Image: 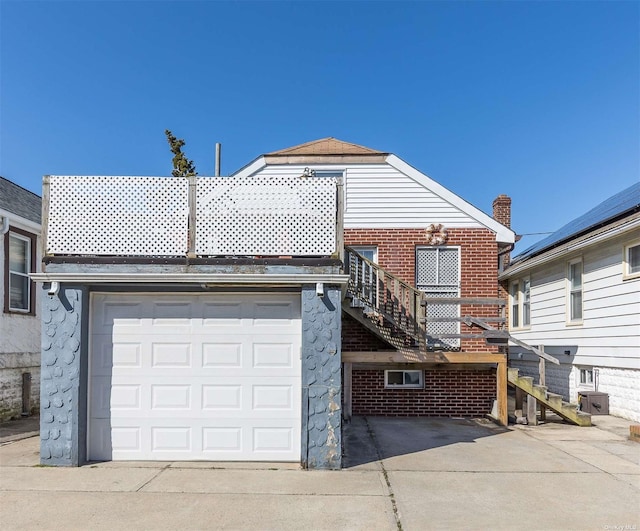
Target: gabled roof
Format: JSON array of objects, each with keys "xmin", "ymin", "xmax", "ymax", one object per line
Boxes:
[
  {"xmin": 267, "ymin": 137, "xmax": 386, "ymax": 156},
  {"xmin": 0, "ymin": 176, "xmax": 42, "ymax": 225},
  {"xmin": 512, "ymin": 181, "xmax": 640, "ymax": 264},
  {"xmin": 232, "ymin": 138, "xmax": 515, "ymax": 244}
]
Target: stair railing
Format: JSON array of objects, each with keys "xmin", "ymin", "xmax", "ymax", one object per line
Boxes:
[{"xmin": 344, "ymin": 247, "xmax": 427, "ymax": 342}]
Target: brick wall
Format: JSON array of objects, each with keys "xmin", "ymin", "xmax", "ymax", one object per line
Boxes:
[
  {"xmin": 342, "ymin": 313, "xmax": 390, "ymax": 352},
  {"xmin": 351, "ymin": 368, "xmax": 496, "ymax": 417},
  {"xmin": 344, "ymin": 228, "xmax": 502, "ymax": 352}
]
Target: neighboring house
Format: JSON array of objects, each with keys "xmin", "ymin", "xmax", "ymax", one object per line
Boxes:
[
  {"xmin": 501, "ymin": 183, "xmax": 640, "ymax": 422},
  {"xmin": 33, "ymin": 138, "xmax": 515, "ymax": 468},
  {"xmin": 0, "ymin": 176, "xmax": 42, "ymax": 421}
]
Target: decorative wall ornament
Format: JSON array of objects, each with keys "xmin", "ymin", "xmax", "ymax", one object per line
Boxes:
[{"xmin": 425, "ymin": 223, "xmax": 449, "ymax": 246}]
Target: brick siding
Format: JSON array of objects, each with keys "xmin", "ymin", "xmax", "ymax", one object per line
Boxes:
[
  {"xmin": 344, "ymin": 227, "xmax": 503, "ymax": 352},
  {"xmin": 342, "ymin": 313, "xmax": 390, "ymax": 352},
  {"xmin": 351, "ymin": 368, "xmax": 496, "ymax": 417}
]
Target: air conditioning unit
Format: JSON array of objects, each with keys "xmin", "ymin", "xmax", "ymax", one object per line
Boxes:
[{"xmin": 578, "ymin": 391, "xmax": 609, "ymax": 415}]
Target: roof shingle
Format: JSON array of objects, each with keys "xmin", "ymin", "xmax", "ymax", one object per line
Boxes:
[{"xmin": 0, "ymin": 177, "xmax": 42, "ymax": 224}]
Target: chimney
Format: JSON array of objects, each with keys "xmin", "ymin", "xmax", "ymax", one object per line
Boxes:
[
  {"xmin": 493, "ymin": 194, "xmax": 512, "ymax": 271},
  {"xmin": 492, "ymin": 194, "xmax": 511, "ymax": 228}
]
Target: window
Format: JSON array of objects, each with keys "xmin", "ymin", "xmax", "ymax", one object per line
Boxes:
[
  {"xmin": 579, "ymin": 368, "xmax": 593, "ymax": 385},
  {"xmin": 624, "ymin": 242, "xmax": 640, "ymax": 280},
  {"xmin": 349, "ymin": 246, "xmax": 378, "ymax": 308},
  {"xmin": 577, "ymin": 367, "xmax": 595, "ymax": 391},
  {"xmin": 510, "ymin": 281, "xmax": 520, "ymax": 328},
  {"xmin": 350, "ymin": 246, "xmax": 377, "ymax": 263},
  {"xmin": 509, "ymin": 278, "xmax": 530, "ymax": 328},
  {"xmin": 4, "ymin": 229, "xmax": 36, "ymax": 314},
  {"xmin": 567, "ymin": 259, "xmax": 583, "ymax": 323},
  {"xmin": 522, "ymin": 279, "xmax": 531, "ymax": 326},
  {"xmin": 384, "ymin": 370, "xmax": 424, "ymax": 389}
]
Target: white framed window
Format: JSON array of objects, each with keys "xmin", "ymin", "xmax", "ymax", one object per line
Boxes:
[
  {"xmin": 509, "ymin": 277, "xmax": 530, "ymax": 329},
  {"xmin": 567, "ymin": 258, "xmax": 583, "ymax": 324},
  {"xmin": 623, "ymin": 241, "xmax": 640, "ymax": 280},
  {"xmin": 349, "ymin": 246, "xmax": 378, "ymax": 308},
  {"xmin": 384, "ymin": 370, "xmax": 424, "ymax": 389},
  {"xmin": 510, "ymin": 281, "xmax": 520, "ymax": 328},
  {"xmin": 577, "ymin": 367, "xmax": 595, "ymax": 390},
  {"xmin": 350, "ymin": 246, "xmax": 377, "ymax": 263},
  {"xmin": 6, "ymin": 231, "xmax": 33, "ymax": 313}
]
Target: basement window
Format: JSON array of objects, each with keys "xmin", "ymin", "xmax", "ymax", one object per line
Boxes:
[{"xmin": 384, "ymin": 370, "xmax": 424, "ymax": 389}]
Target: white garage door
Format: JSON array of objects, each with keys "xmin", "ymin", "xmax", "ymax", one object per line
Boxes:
[{"xmin": 89, "ymin": 293, "xmax": 302, "ymax": 462}]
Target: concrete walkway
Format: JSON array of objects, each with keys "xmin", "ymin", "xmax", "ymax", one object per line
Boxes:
[{"xmin": 1, "ymin": 416, "xmax": 638, "ymax": 530}]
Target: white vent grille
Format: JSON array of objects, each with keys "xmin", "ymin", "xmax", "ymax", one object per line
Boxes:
[
  {"xmin": 416, "ymin": 247, "xmax": 461, "ymax": 349},
  {"xmin": 196, "ymin": 175, "xmax": 337, "ymax": 256},
  {"xmin": 46, "ymin": 176, "xmax": 189, "ymax": 256}
]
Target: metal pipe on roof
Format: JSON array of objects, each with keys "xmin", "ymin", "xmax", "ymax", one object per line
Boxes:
[
  {"xmin": 1, "ymin": 215, "xmax": 9, "ymax": 234},
  {"xmin": 215, "ymin": 143, "xmax": 221, "ymax": 176}
]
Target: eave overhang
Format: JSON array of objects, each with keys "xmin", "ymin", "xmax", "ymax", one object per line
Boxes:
[{"xmin": 31, "ymin": 272, "xmax": 350, "ymax": 286}]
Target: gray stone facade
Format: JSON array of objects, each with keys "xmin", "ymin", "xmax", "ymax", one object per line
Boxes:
[
  {"xmin": 40, "ymin": 285, "xmax": 88, "ymax": 466},
  {"xmin": 301, "ymin": 285, "xmax": 342, "ymax": 469}
]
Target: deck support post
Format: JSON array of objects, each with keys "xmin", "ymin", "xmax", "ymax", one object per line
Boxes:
[{"xmin": 496, "ymin": 359, "xmax": 508, "ymax": 426}]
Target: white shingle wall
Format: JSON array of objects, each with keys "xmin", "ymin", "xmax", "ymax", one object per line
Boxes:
[{"xmin": 593, "ymin": 367, "xmax": 640, "ymax": 422}]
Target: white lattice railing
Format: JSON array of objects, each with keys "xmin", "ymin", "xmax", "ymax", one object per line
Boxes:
[
  {"xmin": 196, "ymin": 175, "xmax": 337, "ymax": 256},
  {"xmin": 44, "ymin": 175, "xmax": 340, "ymax": 257}
]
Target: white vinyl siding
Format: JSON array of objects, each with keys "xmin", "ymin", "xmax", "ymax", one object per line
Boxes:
[
  {"xmin": 250, "ymin": 164, "xmax": 487, "ymax": 230},
  {"xmin": 507, "ymin": 235, "xmax": 640, "ymax": 370}
]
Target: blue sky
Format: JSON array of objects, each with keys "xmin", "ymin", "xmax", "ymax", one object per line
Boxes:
[{"xmin": 1, "ymin": 1, "xmax": 638, "ymax": 252}]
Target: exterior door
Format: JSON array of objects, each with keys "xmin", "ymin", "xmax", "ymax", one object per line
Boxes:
[{"xmin": 416, "ymin": 247, "xmax": 461, "ymax": 349}]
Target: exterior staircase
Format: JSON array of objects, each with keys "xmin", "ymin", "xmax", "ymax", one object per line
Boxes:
[
  {"xmin": 342, "ymin": 247, "xmax": 510, "ymax": 353},
  {"xmin": 342, "ymin": 247, "xmax": 426, "ymax": 353},
  {"xmin": 508, "ymin": 368, "xmax": 592, "ymax": 426}
]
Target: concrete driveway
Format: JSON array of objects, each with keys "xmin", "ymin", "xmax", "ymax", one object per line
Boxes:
[{"xmin": 1, "ymin": 416, "xmax": 638, "ymax": 530}]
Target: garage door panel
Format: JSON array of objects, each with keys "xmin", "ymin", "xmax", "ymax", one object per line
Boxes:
[
  {"xmin": 150, "ymin": 384, "xmax": 192, "ymax": 410},
  {"xmin": 202, "ymin": 342, "xmax": 243, "ymax": 367},
  {"xmin": 151, "ymin": 342, "xmax": 193, "ymax": 368},
  {"xmin": 252, "ymin": 300, "xmax": 298, "ymax": 320},
  {"xmin": 202, "ymin": 301, "xmax": 243, "ymax": 322},
  {"xmin": 203, "ymin": 427, "xmax": 242, "ymax": 452},
  {"xmin": 253, "ymin": 426, "xmax": 294, "ymax": 454},
  {"xmin": 89, "ymin": 292, "xmax": 301, "ymax": 462},
  {"xmin": 151, "ymin": 426, "xmax": 192, "ymax": 453},
  {"xmin": 202, "ymin": 384, "xmax": 242, "ymax": 410},
  {"xmin": 252, "ymin": 342, "xmax": 294, "ymax": 368}
]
